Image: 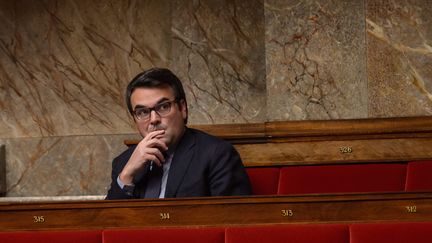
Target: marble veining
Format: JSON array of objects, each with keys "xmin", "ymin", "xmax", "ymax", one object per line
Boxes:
[
  {"xmin": 366, "ymin": 0, "xmax": 432, "ymax": 117},
  {"xmin": 170, "ymin": 0, "xmax": 266, "ymax": 124},
  {"xmin": 1, "ymin": 134, "xmax": 140, "ymax": 197},
  {"xmin": 265, "ymin": 0, "xmax": 368, "ymax": 121},
  {"xmin": 0, "ymin": 0, "xmax": 170, "ymax": 138}
]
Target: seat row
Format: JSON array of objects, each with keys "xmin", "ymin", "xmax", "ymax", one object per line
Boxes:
[
  {"xmin": 246, "ymin": 160, "xmax": 432, "ymax": 195},
  {"xmin": 1, "ymin": 222, "xmax": 431, "ymax": 243}
]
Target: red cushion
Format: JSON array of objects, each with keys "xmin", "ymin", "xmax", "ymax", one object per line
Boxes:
[
  {"xmin": 226, "ymin": 224, "xmax": 349, "ymax": 243},
  {"xmin": 103, "ymin": 227, "xmax": 224, "ymax": 243},
  {"xmin": 278, "ymin": 164, "xmax": 406, "ymax": 195},
  {"xmin": 350, "ymin": 222, "xmax": 432, "ymax": 243},
  {"xmin": 0, "ymin": 230, "xmax": 101, "ymax": 243},
  {"xmin": 406, "ymin": 160, "xmax": 432, "ymax": 191},
  {"xmin": 246, "ymin": 167, "xmax": 280, "ymax": 195}
]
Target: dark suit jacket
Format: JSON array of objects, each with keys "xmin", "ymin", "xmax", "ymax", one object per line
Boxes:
[{"xmin": 106, "ymin": 127, "xmax": 251, "ymax": 199}]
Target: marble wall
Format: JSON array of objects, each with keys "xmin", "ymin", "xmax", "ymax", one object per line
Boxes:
[
  {"xmin": 171, "ymin": 0, "xmax": 266, "ymax": 123},
  {"xmin": 0, "ymin": 0, "xmax": 431, "ymax": 198},
  {"xmin": 367, "ymin": 0, "xmax": 432, "ymax": 116},
  {"xmin": 265, "ymin": 0, "xmax": 368, "ymax": 120}
]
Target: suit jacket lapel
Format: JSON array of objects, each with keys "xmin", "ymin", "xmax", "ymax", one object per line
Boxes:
[{"xmin": 164, "ymin": 128, "xmax": 195, "ymax": 197}]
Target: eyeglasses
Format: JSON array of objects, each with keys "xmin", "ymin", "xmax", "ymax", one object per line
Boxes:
[{"xmin": 133, "ymin": 99, "xmax": 178, "ymax": 121}]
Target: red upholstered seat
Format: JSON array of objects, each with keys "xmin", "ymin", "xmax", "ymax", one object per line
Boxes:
[
  {"xmin": 246, "ymin": 167, "xmax": 280, "ymax": 195},
  {"xmin": 278, "ymin": 163, "xmax": 406, "ymax": 195},
  {"xmin": 0, "ymin": 230, "xmax": 101, "ymax": 243},
  {"xmin": 406, "ymin": 160, "xmax": 432, "ymax": 191},
  {"xmin": 226, "ymin": 224, "xmax": 349, "ymax": 243},
  {"xmin": 102, "ymin": 227, "xmax": 224, "ymax": 243},
  {"xmin": 350, "ymin": 222, "xmax": 432, "ymax": 243}
]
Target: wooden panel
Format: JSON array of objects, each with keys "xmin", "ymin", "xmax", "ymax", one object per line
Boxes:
[
  {"xmin": 238, "ymin": 137, "xmax": 432, "ymax": 166},
  {"xmin": 191, "ymin": 123, "xmax": 266, "ymax": 139},
  {"xmin": 265, "ymin": 117, "xmax": 432, "ymax": 137},
  {"xmin": 0, "ymin": 192, "xmax": 431, "ymax": 231},
  {"xmin": 123, "ymin": 117, "xmax": 432, "ymax": 166}
]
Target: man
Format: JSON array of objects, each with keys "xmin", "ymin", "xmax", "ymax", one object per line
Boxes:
[{"xmin": 106, "ymin": 67, "xmax": 251, "ymax": 199}]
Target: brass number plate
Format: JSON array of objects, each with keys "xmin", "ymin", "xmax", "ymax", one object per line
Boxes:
[
  {"xmin": 339, "ymin": 146, "xmax": 353, "ymax": 154},
  {"xmin": 160, "ymin": 213, "xmax": 170, "ymax": 220},
  {"xmin": 406, "ymin": 206, "xmax": 417, "ymax": 213},
  {"xmin": 281, "ymin": 209, "xmax": 294, "ymax": 217},
  {"xmin": 33, "ymin": 216, "xmax": 45, "ymax": 223}
]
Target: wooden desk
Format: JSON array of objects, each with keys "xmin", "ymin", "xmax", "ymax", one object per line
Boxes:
[
  {"xmin": 2, "ymin": 117, "xmax": 431, "ymax": 232},
  {"xmin": 1, "ymin": 192, "xmax": 431, "ymax": 231},
  {"xmin": 126, "ymin": 116, "xmax": 432, "ymax": 166}
]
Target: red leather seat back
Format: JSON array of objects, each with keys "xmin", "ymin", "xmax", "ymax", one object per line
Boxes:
[
  {"xmin": 350, "ymin": 222, "xmax": 432, "ymax": 243},
  {"xmin": 103, "ymin": 227, "xmax": 224, "ymax": 243},
  {"xmin": 0, "ymin": 230, "xmax": 101, "ymax": 243},
  {"xmin": 406, "ymin": 160, "xmax": 432, "ymax": 191},
  {"xmin": 246, "ymin": 167, "xmax": 280, "ymax": 195},
  {"xmin": 278, "ymin": 163, "xmax": 406, "ymax": 195},
  {"xmin": 226, "ymin": 224, "xmax": 349, "ymax": 243}
]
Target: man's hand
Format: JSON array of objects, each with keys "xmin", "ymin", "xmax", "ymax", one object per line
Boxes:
[{"xmin": 119, "ymin": 130, "xmax": 168, "ymax": 185}]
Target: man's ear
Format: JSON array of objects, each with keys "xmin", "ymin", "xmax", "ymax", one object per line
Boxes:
[{"xmin": 179, "ymin": 99, "xmax": 188, "ymax": 119}]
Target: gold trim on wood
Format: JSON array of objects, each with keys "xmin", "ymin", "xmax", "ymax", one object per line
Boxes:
[
  {"xmin": 1, "ymin": 192, "xmax": 432, "ymax": 231},
  {"xmin": 124, "ymin": 117, "xmax": 432, "ymax": 166}
]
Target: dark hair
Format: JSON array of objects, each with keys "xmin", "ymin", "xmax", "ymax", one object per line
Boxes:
[{"xmin": 126, "ymin": 68, "xmax": 188, "ymax": 123}]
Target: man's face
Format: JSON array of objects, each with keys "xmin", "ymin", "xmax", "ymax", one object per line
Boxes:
[{"xmin": 130, "ymin": 85, "xmax": 187, "ymax": 148}]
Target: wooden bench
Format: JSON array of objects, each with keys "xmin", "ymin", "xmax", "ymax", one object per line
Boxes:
[
  {"xmin": 124, "ymin": 116, "xmax": 432, "ymax": 195},
  {"xmin": 1, "ymin": 192, "xmax": 432, "ymax": 231},
  {"xmin": 1, "ymin": 117, "xmax": 432, "ymax": 241},
  {"xmin": 1, "ymin": 193, "xmax": 432, "ymax": 241},
  {"xmin": 125, "ymin": 116, "xmax": 432, "ymax": 165}
]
